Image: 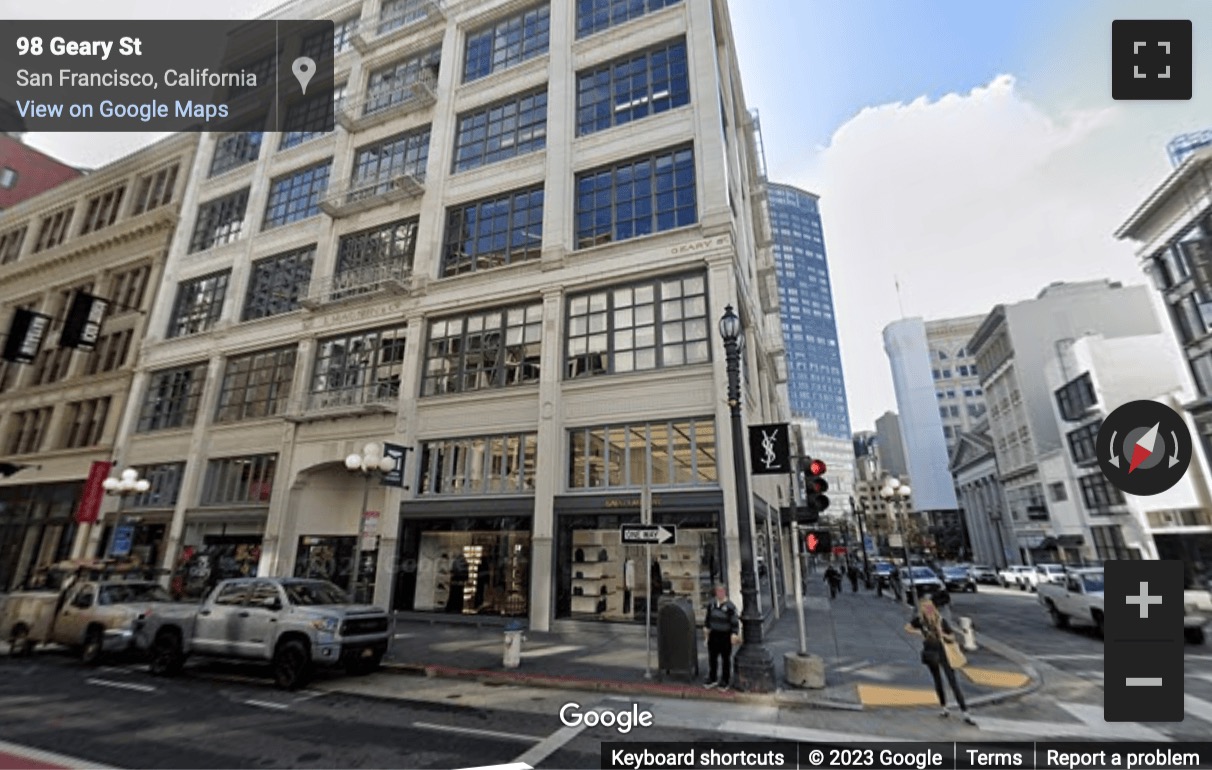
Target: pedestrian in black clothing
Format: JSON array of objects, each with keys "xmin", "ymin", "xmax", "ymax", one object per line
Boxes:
[
  {"xmin": 703, "ymin": 585, "xmax": 740, "ymax": 688},
  {"xmin": 847, "ymin": 563, "xmax": 860, "ymax": 592},
  {"xmin": 909, "ymin": 598, "xmax": 976, "ymax": 725},
  {"xmin": 823, "ymin": 564, "xmax": 842, "ymax": 599}
]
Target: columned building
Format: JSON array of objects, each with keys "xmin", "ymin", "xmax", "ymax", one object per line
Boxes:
[
  {"xmin": 104, "ymin": 0, "xmax": 789, "ymax": 631},
  {"xmin": 950, "ymin": 425, "xmax": 1013, "ymax": 567},
  {"xmin": 0, "ymin": 134, "xmax": 197, "ymax": 590}
]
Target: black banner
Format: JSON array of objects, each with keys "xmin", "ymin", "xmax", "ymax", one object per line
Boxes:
[
  {"xmin": 748, "ymin": 423, "xmax": 791, "ymax": 475},
  {"xmin": 381, "ymin": 442, "xmax": 408, "ymax": 488},
  {"xmin": 2, "ymin": 308, "xmax": 52, "ymax": 364},
  {"xmin": 59, "ymin": 291, "xmax": 109, "ymax": 350}
]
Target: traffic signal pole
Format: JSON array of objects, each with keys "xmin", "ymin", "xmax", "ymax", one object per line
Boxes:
[{"xmin": 788, "ymin": 463, "xmax": 808, "ymax": 655}]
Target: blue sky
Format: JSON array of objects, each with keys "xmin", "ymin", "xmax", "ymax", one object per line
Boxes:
[
  {"xmin": 16, "ymin": 0, "xmax": 1212, "ymax": 432},
  {"xmin": 729, "ymin": 0, "xmax": 1075, "ymax": 180}
]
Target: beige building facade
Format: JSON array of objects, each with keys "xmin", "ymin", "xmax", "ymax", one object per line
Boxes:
[
  {"xmin": 0, "ymin": 134, "xmax": 198, "ymax": 590},
  {"xmin": 100, "ymin": 0, "xmax": 789, "ymax": 631}
]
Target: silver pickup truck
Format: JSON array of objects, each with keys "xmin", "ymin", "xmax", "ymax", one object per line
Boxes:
[{"xmin": 134, "ymin": 577, "xmax": 391, "ymax": 689}]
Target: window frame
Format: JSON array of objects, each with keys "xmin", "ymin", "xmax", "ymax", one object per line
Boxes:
[
  {"xmin": 440, "ymin": 185, "xmax": 543, "ymax": 276},
  {"xmin": 463, "ymin": 4, "xmax": 550, "ymax": 83},
  {"xmin": 567, "ymin": 417, "xmax": 717, "ymax": 490},
  {"xmin": 167, "ymin": 270, "xmax": 230, "ymax": 338},
  {"xmin": 261, "ymin": 160, "xmax": 331, "ymax": 230},
  {"xmin": 564, "ymin": 271, "xmax": 709, "ymax": 379},
  {"xmin": 242, "ymin": 245, "xmax": 315, "ymax": 321},
  {"xmin": 422, "ymin": 302, "xmax": 543, "ymax": 396},
  {"xmin": 452, "ymin": 86, "xmax": 547, "ymax": 173},
  {"xmin": 575, "ymin": 39, "xmax": 689, "ymax": 136},
  {"xmin": 215, "ymin": 345, "xmax": 298, "ymax": 423},
  {"xmin": 575, "ymin": 0, "xmax": 681, "ymax": 38},
  {"xmin": 137, "ymin": 362, "xmax": 208, "ymax": 433},
  {"xmin": 200, "ymin": 453, "xmax": 278, "ymax": 507},
  {"xmin": 417, "ymin": 432, "xmax": 538, "ymax": 495},
  {"xmin": 574, "ymin": 145, "xmax": 696, "ymax": 249},
  {"xmin": 189, "ymin": 189, "xmax": 249, "ymax": 253}
]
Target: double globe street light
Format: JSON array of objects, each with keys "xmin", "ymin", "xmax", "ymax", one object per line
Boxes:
[
  {"xmin": 719, "ymin": 304, "xmax": 776, "ymax": 692},
  {"xmin": 880, "ymin": 477, "xmax": 915, "ymax": 606},
  {"xmin": 102, "ymin": 468, "xmax": 150, "ymax": 560},
  {"xmin": 345, "ymin": 443, "xmax": 396, "ymax": 603}
]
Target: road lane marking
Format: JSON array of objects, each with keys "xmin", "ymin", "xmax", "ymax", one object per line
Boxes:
[
  {"xmin": 519, "ymin": 644, "xmax": 584, "ymax": 659},
  {"xmin": 512, "ymin": 723, "xmax": 586, "ymax": 768},
  {"xmin": 412, "ymin": 722, "xmax": 541, "ymax": 744},
  {"xmin": 718, "ymin": 720, "xmax": 894, "ymax": 743},
  {"xmin": 243, "ymin": 699, "xmax": 290, "ymax": 710},
  {"xmin": 0, "ymin": 738, "xmax": 118, "ymax": 770},
  {"xmin": 85, "ymin": 678, "xmax": 155, "ymax": 693}
]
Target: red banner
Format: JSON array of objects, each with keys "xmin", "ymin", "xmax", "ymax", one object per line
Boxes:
[{"xmin": 75, "ymin": 461, "xmax": 112, "ymax": 523}]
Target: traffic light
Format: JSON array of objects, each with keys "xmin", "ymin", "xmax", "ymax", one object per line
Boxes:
[
  {"xmin": 797, "ymin": 457, "xmax": 830, "ymax": 523},
  {"xmin": 805, "ymin": 529, "xmax": 832, "ymax": 554}
]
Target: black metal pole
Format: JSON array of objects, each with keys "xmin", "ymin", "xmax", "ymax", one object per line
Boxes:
[{"xmin": 722, "ymin": 320, "xmax": 776, "ymax": 692}]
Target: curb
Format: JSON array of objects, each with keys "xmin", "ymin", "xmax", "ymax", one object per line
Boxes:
[
  {"xmin": 381, "ymin": 661, "xmax": 870, "ymax": 710},
  {"xmin": 963, "ymin": 633, "xmax": 1044, "ymax": 707}
]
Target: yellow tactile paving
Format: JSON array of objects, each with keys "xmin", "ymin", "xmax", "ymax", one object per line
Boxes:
[
  {"xmin": 856, "ymin": 684, "xmax": 939, "ymax": 706},
  {"xmin": 961, "ymin": 666, "xmax": 1030, "ymax": 689}
]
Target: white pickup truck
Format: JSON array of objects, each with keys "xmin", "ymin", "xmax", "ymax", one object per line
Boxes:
[
  {"xmin": 134, "ymin": 577, "xmax": 391, "ymax": 689},
  {"xmin": 1037, "ymin": 567, "xmax": 1208, "ymax": 643}
]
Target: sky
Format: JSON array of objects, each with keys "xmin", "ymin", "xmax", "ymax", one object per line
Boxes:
[{"xmin": 11, "ymin": 0, "xmax": 1212, "ymax": 433}]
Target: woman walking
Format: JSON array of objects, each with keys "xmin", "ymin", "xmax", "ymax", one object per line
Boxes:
[{"xmin": 909, "ymin": 598, "xmax": 976, "ymax": 725}]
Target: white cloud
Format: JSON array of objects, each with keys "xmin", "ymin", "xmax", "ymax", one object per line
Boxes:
[{"xmin": 795, "ymin": 74, "xmax": 1160, "ymax": 432}]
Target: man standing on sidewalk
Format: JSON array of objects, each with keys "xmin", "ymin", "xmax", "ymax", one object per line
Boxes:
[{"xmin": 703, "ymin": 584, "xmax": 739, "ymax": 688}]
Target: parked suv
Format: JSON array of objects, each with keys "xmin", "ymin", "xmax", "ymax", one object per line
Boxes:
[{"xmin": 1000, "ymin": 565, "xmax": 1033, "ymax": 589}]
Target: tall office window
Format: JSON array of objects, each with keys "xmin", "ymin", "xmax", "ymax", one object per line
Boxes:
[
  {"xmin": 350, "ymin": 127, "xmax": 430, "ymax": 196},
  {"xmin": 262, "ymin": 161, "xmax": 331, "ymax": 229},
  {"xmin": 137, "ymin": 363, "xmax": 208, "ymax": 432},
  {"xmin": 576, "ymin": 40, "xmax": 688, "ymax": 135},
  {"xmin": 452, "ymin": 88, "xmax": 547, "ymax": 172},
  {"xmin": 215, "ymin": 346, "xmax": 297, "ymax": 422},
  {"xmin": 463, "ymin": 4, "xmax": 549, "ymax": 82},
  {"xmin": 575, "ymin": 0, "xmax": 681, "ymax": 38},
  {"xmin": 189, "ymin": 189, "xmax": 248, "ymax": 252},
  {"xmin": 167, "ymin": 271, "xmax": 230, "ymax": 338},
  {"xmin": 243, "ymin": 246, "xmax": 315, "ymax": 321},
  {"xmin": 441, "ymin": 187, "xmax": 543, "ymax": 276},
  {"xmin": 575, "ymin": 146, "xmax": 695, "ymax": 248},
  {"xmin": 423, "ymin": 303, "xmax": 542, "ymax": 395}
]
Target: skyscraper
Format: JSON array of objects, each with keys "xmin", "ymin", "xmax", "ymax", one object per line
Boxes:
[{"xmin": 768, "ymin": 183, "xmax": 850, "ymax": 438}]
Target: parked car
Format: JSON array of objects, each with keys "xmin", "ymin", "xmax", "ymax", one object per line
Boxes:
[
  {"xmin": 1, "ymin": 561, "xmax": 173, "ymax": 663},
  {"xmin": 941, "ymin": 566, "xmax": 977, "ymax": 593},
  {"xmin": 1031, "ymin": 563, "xmax": 1066, "ymax": 591},
  {"xmin": 134, "ymin": 577, "xmax": 391, "ymax": 689},
  {"xmin": 899, "ymin": 566, "xmax": 945, "ymax": 604},
  {"xmin": 999, "ymin": 565, "xmax": 1033, "ymax": 589},
  {"xmin": 870, "ymin": 561, "xmax": 897, "ymax": 588},
  {"xmin": 1038, "ymin": 568, "xmax": 1209, "ymax": 643},
  {"xmin": 969, "ymin": 565, "xmax": 999, "ymax": 585}
]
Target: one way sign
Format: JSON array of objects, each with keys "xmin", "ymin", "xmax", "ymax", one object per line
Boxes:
[{"xmin": 620, "ymin": 524, "xmax": 677, "ymax": 545}]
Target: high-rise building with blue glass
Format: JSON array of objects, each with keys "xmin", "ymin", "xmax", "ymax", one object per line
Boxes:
[{"xmin": 768, "ymin": 183, "xmax": 851, "ymax": 438}]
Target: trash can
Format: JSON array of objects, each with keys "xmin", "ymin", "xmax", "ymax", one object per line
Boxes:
[
  {"xmin": 657, "ymin": 597, "xmax": 698, "ymax": 680},
  {"xmin": 958, "ymin": 616, "xmax": 977, "ymax": 651},
  {"xmin": 503, "ymin": 621, "xmax": 525, "ymax": 668}
]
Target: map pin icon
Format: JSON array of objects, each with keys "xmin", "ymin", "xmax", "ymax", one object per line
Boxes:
[{"xmin": 292, "ymin": 56, "xmax": 316, "ymax": 94}]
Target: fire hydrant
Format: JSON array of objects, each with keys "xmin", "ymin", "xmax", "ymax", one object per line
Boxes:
[
  {"xmin": 503, "ymin": 621, "xmax": 525, "ymax": 668},
  {"xmin": 958, "ymin": 616, "xmax": 977, "ymax": 651}
]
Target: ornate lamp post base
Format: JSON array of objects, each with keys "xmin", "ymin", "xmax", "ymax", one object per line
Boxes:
[{"xmin": 733, "ymin": 637, "xmax": 777, "ymax": 692}]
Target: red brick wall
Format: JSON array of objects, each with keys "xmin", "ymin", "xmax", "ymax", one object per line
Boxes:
[{"xmin": 0, "ymin": 135, "xmax": 82, "ymax": 210}]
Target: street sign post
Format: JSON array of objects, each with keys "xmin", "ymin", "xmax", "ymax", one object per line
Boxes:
[{"xmin": 620, "ymin": 523, "xmax": 676, "ymax": 546}]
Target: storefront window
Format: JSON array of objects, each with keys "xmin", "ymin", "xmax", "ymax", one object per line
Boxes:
[
  {"xmin": 417, "ymin": 433, "xmax": 537, "ymax": 495},
  {"xmin": 172, "ymin": 536, "xmax": 262, "ymax": 600},
  {"xmin": 295, "ymin": 535, "xmax": 355, "ymax": 587},
  {"xmin": 555, "ymin": 510, "xmax": 721, "ymax": 624},
  {"xmin": 395, "ymin": 516, "xmax": 531, "ymax": 616},
  {"xmin": 568, "ymin": 418, "xmax": 716, "ymax": 490}
]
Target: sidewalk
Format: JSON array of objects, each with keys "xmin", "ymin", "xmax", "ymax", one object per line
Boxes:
[{"xmin": 381, "ymin": 576, "xmax": 1040, "ymax": 709}]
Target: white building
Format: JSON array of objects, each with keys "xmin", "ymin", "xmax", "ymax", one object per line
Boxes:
[
  {"xmin": 882, "ymin": 318, "xmax": 959, "ymax": 512},
  {"xmin": 1044, "ymin": 333, "xmax": 1212, "ymax": 564},
  {"xmin": 89, "ymin": 0, "xmax": 790, "ymax": 632},
  {"xmin": 1115, "ymin": 145, "xmax": 1212, "ymax": 589},
  {"xmin": 968, "ymin": 280, "xmax": 1162, "ymax": 564}
]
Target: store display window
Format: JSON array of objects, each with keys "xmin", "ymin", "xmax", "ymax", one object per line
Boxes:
[
  {"xmin": 394, "ymin": 516, "xmax": 531, "ymax": 616},
  {"xmin": 294, "ymin": 535, "xmax": 355, "ymax": 586},
  {"xmin": 172, "ymin": 535, "xmax": 262, "ymax": 600},
  {"xmin": 555, "ymin": 510, "xmax": 721, "ymax": 623}
]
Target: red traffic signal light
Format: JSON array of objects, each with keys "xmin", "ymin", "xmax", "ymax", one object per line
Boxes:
[
  {"xmin": 808, "ymin": 459, "xmax": 827, "ymax": 476},
  {"xmin": 805, "ymin": 530, "xmax": 832, "ymax": 554}
]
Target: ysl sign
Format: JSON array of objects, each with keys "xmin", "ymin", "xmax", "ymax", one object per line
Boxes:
[{"xmin": 747, "ymin": 423, "xmax": 791, "ymax": 475}]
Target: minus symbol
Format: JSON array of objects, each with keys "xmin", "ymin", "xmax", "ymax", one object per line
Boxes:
[{"xmin": 1125, "ymin": 677, "xmax": 1163, "ymax": 686}]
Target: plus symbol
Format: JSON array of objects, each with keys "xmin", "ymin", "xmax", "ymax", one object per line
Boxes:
[{"xmin": 1126, "ymin": 581, "xmax": 1163, "ymax": 619}]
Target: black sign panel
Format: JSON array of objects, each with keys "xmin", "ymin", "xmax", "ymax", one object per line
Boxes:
[
  {"xmin": 60, "ymin": 292, "xmax": 109, "ymax": 350},
  {"xmin": 381, "ymin": 442, "xmax": 409, "ymax": 488},
  {"xmin": 748, "ymin": 423, "xmax": 791, "ymax": 475},
  {"xmin": 2, "ymin": 308, "xmax": 51, "ymax": 364}
]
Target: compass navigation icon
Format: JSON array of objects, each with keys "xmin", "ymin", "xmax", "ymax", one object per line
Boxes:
[{"xmin": 1098, "ymin": 400, "xmax": 1192, "ymax": 496}]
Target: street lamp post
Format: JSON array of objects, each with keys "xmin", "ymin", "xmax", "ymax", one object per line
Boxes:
[
  {"xmin": 345, "ymin": 443, "xmax": 395, "ymax": 603},
  {"xmin": 849, "ymin": 496, "xmax": 870, "ymax": 578},
  {"xmin": 880, "ymin": 478, "xmax": 914, "ymax": 607},
  {"xmin": 102, "ymin": 468, "xmax": 150, "ymax": 558},
  {"xmin": 718, "ymin": 305, "xmax": 776, "ymax": 692}
]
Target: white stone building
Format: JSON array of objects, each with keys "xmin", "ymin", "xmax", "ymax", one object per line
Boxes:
[{"xmin": 94, "ymin": 0, "xmax": 790, "ymax": 631}]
